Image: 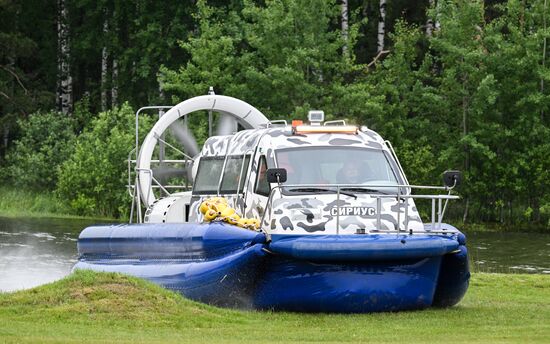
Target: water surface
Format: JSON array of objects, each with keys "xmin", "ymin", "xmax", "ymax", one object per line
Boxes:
[
  {"xmin": 0, "ymin": 216, "xmax": 109, "ymax": 292},
  {"xmin": 465, "ymin": 231, "xmax": 550, "ymax": 274}
]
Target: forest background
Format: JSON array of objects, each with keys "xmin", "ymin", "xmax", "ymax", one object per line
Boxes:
[{"xmin": 0, "ymin": 0, "xmax": 548, "ymax": 230}]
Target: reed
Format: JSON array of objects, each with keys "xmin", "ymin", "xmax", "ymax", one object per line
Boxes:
[{"xmin": 0, "ymin": 186, "xmax": 112, "ymax": 220}]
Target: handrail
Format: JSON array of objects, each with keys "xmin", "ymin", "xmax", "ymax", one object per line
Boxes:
[
  {"xmin": 129, "ymin": 159, "xmax": 189, "ymax": 163},
  {"xmin": 135, "ymin": 106, "xmax": 173, "ymax": 161},
  {"xmin": 260, "ymin": 183, "xmax": 459, "ymax": 234}
]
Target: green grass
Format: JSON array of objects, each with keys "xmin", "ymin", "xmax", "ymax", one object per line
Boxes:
[
  {"xmin": 0, "ymin": 271, "xmax": 548, "ymax": 343},
  {"xmin": 0, "ymin": 186, "xmax": 113, "ymax": 220}
]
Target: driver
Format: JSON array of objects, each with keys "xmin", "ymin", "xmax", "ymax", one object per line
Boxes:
[{"xmin": 337, "ymin": 160, "xmax": 365, "ymax": 184}]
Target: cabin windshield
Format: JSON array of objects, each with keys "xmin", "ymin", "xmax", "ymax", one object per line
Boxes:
[{"xmin": 275, "ymin": 147, "xmax": 400, "ymax": 186}]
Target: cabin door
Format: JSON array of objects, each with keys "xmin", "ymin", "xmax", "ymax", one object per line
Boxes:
[{"xmin": 244, "ymin": 155, "xmax": 271, "ymax": 219}]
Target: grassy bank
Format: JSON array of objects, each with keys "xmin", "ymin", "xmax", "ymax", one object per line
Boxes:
[
  {"xmin": 0, "ymin": 271, "xmax": 548, "ymax": 343},
  {"xmin": 0, "ymin": 186, "xmax": 113, "ymax": 220}
]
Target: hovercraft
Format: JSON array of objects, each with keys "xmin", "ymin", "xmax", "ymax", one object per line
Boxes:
[{"xmin": 74, "ymin": 91, "xmax": 469, "ymax": 313}]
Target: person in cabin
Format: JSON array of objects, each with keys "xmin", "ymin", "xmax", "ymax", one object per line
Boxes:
[{"xmin": 337, "ymin": 160, "xmax": 367, "ymax": 184}]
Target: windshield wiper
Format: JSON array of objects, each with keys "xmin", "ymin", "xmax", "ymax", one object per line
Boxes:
[
  {"xmin": 287, "ymin": 187, "xmax": 357, "ymax": 199},
  {"xmin": 340, "ymin": 187, "xmax": 391, "ymax": 195}
]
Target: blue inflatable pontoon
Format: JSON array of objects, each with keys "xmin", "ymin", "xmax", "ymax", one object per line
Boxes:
[{"xmin": 75, "ymin": 222, "xmax": 469, "ymax": 312}]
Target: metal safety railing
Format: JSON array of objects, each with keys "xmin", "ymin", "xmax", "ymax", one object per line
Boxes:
[
  {"xmin": 260, "ymin": 183, "xmax": 459, "ymax": 234},
  {"xmin": 127, "ymin": 157, "xmax": 193, "ymax": 223},
  {"xmin": 128, "ymin": 106, "xmax": 195, "ymax": 223}
]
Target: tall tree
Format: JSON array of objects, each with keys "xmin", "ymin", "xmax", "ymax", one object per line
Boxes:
[
  {"xmin": 426, "ymin": 0, "xmax": 435, "ymax": 36},
  {"xmin": 1, "ymin": 0, "xmax": 56, "ymax": 156},
  {"xmin": 377, "ymin": 0, "xmax": 387, "ymax": 53},
  {"xmin": 57, "ymin": 0, "xmax": 72, "ymax": 115},
  {"xmin": 541, "ymin": 0, "xmax": 547, "ymax": 120},
  {"xmin": 341, "ymin": 0, "xmax": 349, "ymax": 56},
  {"xmin": 112, "ymin": 58, "xmax": 118, "ymax": 106},
  {"xmin": 101, "ymin": 6, "xmax": 109, "ymax": 111}
]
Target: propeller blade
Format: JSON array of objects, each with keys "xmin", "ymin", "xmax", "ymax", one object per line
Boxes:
[
  {"xmin": 170, "ymin": 120, "xmax": 200, "ymax": 157},
  {"xmin": 216, "ymin": 114, "xmax": 238, "ymax": 136}
]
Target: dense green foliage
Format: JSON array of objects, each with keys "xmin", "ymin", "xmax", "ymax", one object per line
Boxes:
[
  {"xmin": 0, "ymin": 271, "xmax": 548, "ymax": 342},
  {"xmin": 362, "ymin": 1, "xmax": 550, "ymax": 225},
  {"xmin": 3, "ymin": 111, "xmax": 75, "ymax": 189},
  {"xmin": 56, "ymin": 103, "xmax": 151, "ymax": 217},
  {"xmin": 0, "ymin": 0, "xmax": 548, "ymax": 227},
  {"xmin": 160, "ymin": 0, "xmax": 381, "ymax": 120},
  {"xmin": 160, "ymin": 0, "xmax": 550, "ymax": 227}
]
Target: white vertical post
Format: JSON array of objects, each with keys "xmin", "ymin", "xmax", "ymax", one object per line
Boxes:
[
  {"xmin": 336, "ymin": 187, "xmax": 340, "ymax": 235},
  {"xmin": 376, "ymin": 197, "xmax": 381, "ymax": 230},
  {"xmin": 397, "ymin": 193, "xmax": 401, "ymax": 232},
  {"xmin": 431, "ymin": 198, "xmax": 436, "ymax": 229},
  {"xmin": 404, "ymin": 197, "xmax": 409, "ymax": 232},
  {"xmin": 438, "ymin": 198, "xmax": 443, "ymax": 230}
]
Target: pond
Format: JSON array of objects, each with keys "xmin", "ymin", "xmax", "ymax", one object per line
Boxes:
[
  {"xmin": 0, "ymin": 216, "xmax": 548, "ymax": 292},
  {"xmin": 0, "ymin": 216, "xmax": 109, "ymax": 292},
  {"xmin": 466, "ymin": 231, "xmax": 550, "ymax": 274}
]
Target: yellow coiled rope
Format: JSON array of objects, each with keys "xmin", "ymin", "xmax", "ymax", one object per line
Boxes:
[{"xmin": 199, "ymin": 197, "xmax": 261, "ymax": 231}]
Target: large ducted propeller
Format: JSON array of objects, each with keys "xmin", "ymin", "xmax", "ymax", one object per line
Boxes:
[{"xmin": 136, "ymin": 94, "xmax": 269, "ymax": 207}]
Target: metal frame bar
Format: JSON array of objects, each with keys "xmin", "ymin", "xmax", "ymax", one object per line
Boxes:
[
  {"xmin": 235, "ymin": 149, "xmax": 255, "ymax": 213},
  {"xmin": 267, "ymin": 120, "xmax": 288, "ymax": 127},
  {"xmin": 130, "ymin": 159, "xmax": 189, "ymax": 163},
  {"xmin": 336, "ymin": 188, "xmax": 340, "ymax": 234},
  {"xmin": 131, "ymin": 106, "xmax": 173, "ymax": 223},
  {"xmin": 127, "ymin": 185, "xmax": 194, "ymax": 190},
  {"xmin": 135, "ymin": 106, "xmax": 173, "ymax": 161},
  {"xmin": 131, "ymin": 105, "xmax": 207, "ymax": 223},
  {"xmin": 384, "ymin": 140, "xmax": 410, "ymax": 190},
  {"xmin": 242, "ymin": 130, "xmax": 273, "ymax": 209},
  {"xmin": 152, "ymin": 133, "xmax": 193, "ymax": 161},
  {"xmin": 216, "ymin": 138, "xmax": 234, "ymax": 196}
]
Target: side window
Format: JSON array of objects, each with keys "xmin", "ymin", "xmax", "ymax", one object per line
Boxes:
[
  {"xmin": 220, "ymin": 155, "xmax": 251, "ymax": 193},
  {"xmin": 255, "ymin": 156, "xmax": 270, "ymax": 197},
  {"xmin": 193, "ymin": 157, "xmax": 224, "ymax": 194}
]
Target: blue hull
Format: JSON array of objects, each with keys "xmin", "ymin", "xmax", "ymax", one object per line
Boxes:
[{"xmin": 75, "ymin": 222, "xmax": 469, "ymax": 313}]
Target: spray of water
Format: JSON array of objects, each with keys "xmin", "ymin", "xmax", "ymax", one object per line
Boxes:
[{"xmin": 0, "ymin": 218, "xmax": 85, "ymax": 292}]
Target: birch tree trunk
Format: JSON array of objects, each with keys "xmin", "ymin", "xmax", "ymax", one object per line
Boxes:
[
  {"xmin": 101, "ymin": 16, "xmax": 109, "ymax": 112},
  {"xmin": 426, "ymin": 0, "xmax": 441, "ymax": 36},
  {"xmin": 3, "ymin": 125, "xmax": 8, "ymax": 151},
  {"xmin": 541, "ymin": 0, "xmax": 547, "ymax": 121},
  {"xmin": 57, "ymin": 0, "xmax": 72, "ymax": 115},
  {"xmin": 111, "ymin": 10, "xmax": 118, "ymax": 108},
  {"xmin": 426, "ymin": 0, "xmax": 435, "ymax": 36},
  {"xmin": 462, "ymin": 81, "xmax": 470, "ymax": 224},
  {"xmin": 111, "ymin": 58, "xmax": 118, "ymax": 107},
  {"xmin": 341, "ymin": 0, "xmax": 349, "ymax": 56},
  {"xmin": 377, "ymin": 0, "xmax": 387, "ymax": 54}
]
